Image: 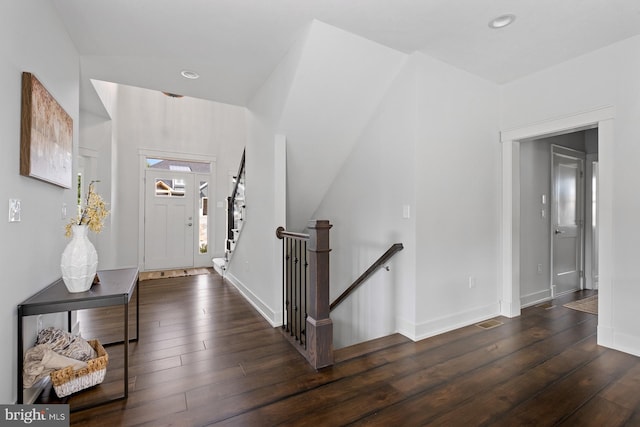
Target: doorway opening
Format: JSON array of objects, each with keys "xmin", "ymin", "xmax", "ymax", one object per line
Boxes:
[
  {"xmin": 518, "ymin": 130, "xmax": 598, "ymax": 308},
  {"xmin": 499, "ymin": 106, "xmax": 613, "ymax": 338}
]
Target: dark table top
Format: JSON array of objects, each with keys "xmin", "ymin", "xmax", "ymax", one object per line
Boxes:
[{"xmin": 18, "ymin": 268, "xmax": 139, "ymax": 316}]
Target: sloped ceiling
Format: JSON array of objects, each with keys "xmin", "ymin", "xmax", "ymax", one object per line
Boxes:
[
  {"xmin": 277, "ymin": 21, "xmax": 407, "ymax": 230},
  {"xmin": 52, "ymin": 0, "xmax": 640, "ymax": 110}
]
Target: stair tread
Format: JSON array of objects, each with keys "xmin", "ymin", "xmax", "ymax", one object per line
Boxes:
[{"xmin": 334, "ymin": 333, "xmax": 411, "ymax": 364}]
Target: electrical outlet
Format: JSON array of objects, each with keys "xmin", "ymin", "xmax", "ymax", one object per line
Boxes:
[
  {"xmin": 468, "ymin": 276, "xmax": 476, "ymax": 289},
  {"xmin": 537, "ymin": 264, "xmax": 543, "ymax": 273},
  {"xmin": 37, "ymin": 315, "xmax": 43, "ymax": 333}
]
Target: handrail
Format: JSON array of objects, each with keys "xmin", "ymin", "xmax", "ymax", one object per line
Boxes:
[
  {"xmin": 226, "ymin": 149, "xmax": 246, "ymax": 249},
  {"xmin": 276, "ymin": 226, "xmax": 309, "ymax": 241},
  {"xmin": 230, "ymin": 148, "xmax": 245, "ymax": 201},
  {"xmin": 330, "ymin": 243, "xmax": 404, "ymax": 311}
]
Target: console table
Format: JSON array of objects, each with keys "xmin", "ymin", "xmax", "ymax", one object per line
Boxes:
[{"xmin": 17, "ymin": 267, "xmax": 139, "ymax": 410}]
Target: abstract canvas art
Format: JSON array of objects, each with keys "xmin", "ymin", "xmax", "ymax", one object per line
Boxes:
[{"xmin": 20, "ymin": 72, "xmax": 73, "ymax": 188}]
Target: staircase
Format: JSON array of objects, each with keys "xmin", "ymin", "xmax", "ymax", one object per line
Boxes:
[{"xmin": 213, "ymin": 149, "xmax": 245, "ymax": 276}]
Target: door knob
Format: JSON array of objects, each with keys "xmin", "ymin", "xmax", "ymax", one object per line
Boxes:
[
  {"xmin": 554, "ymin": 229, "xmax": 564, "ymax": 234},
  {"xmin": 187, "ymin": 223, "xmax": 193, "ymax": 227}
]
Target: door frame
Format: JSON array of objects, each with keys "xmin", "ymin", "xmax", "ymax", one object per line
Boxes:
[
  {"xmin": 500, "ymin": 106, "xmax": 615, "ymax": 347},
  {"xmin": 138, "ymin": 148, "xmax": 216, "ymax": 272}
]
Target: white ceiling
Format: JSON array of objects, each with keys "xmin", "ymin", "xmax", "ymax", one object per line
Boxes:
[{"xmin": 52, "ymin": 0, "xmax": 640, "ymax": 110}]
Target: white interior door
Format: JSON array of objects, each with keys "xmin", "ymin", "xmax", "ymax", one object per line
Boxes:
[
  {"xmin": 551, "ymin": 146, "xmax": 585, "ymax": 296},
  {"xmin": 144, "ymin": 170, "xmax": 195, "ymax": 270}
]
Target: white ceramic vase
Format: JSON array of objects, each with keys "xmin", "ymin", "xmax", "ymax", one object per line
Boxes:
[{"xmin": 61, "ymin": 224, "xmax": 98, "ymax": 293}]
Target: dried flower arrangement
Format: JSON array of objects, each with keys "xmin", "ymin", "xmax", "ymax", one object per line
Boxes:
[{"xmin": 65, "ymin": 181, "xmax": 109, "ymax": 237}]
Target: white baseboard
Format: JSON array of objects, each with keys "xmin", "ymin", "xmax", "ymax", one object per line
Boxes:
[
  {"xmin": 212, "ymin": 258, "xmax": 226, "ymax": 276},
  {"xmin": 597, "ymin": 324, "xmax": 614, "ymax": 348},
  {"xmin": 399, "ymin": 302, "xmax": 501, "ymax": 342},
  {"xmin": 520, "ymin": 289, "xmax": 552, "ymax": 308},
  {"xmin": 395, "ymin": 316, "xmax": 417, "ymax": 341},
  {"xmin": 223, "ymin": 272, "xmax": 282, "ymax": 327},
  {"xmin": 21, "ymin": 377, "xmax": 50, "ymax": 404},
  {"xmin": 597, "ymin": 327, "xmax": 640, "ymax": 357}
]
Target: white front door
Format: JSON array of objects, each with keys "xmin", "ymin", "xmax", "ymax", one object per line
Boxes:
[
  {"xmin": 144, "ymin": 169, "xmax": 195, "ymax": 270},
  {"xmin": 551, "ymin": 146, "xmax": 585, "ymax": 296}
]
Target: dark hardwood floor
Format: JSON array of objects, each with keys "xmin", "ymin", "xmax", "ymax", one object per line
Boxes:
[{"xmin": 62, "ymin": 272, "xmax": 640, "ymax": 426}]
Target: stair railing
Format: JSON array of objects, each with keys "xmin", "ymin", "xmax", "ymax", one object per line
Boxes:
[
  {"xmin": 226, "ymin": 149, "xmax": 246, "ymax": 259},
  {"xmin": 330, "ymin": 243, "xmax": 404, "ymax": 311},
  {"xmin": 276, "ymin": 220, "xmax": 333, "ymax": 369}
]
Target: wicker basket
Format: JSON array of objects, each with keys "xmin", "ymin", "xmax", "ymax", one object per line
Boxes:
[{"xmin": 49, "ymin": 339, "xmax": 109, "ymax": 398}]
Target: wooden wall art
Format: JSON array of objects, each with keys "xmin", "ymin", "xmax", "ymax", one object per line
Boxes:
[{"xmin": 20, "ymin": 72, "xmax": 73, "ymax": 188}]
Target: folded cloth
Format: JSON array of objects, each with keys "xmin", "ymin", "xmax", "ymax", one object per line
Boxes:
[
  {"xmin": 36, "ymin": 327, "xmax": 96, "ymax": 361},
  {"xmin": 42, "ymin": 347, "xmax": 88, "ymax": 370},
  {"xmin": 23, "ymin": 344, "xmax": 88, "ymax": 388}
]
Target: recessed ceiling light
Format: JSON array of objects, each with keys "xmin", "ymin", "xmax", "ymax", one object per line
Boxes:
[
  {"xmin": 489, "ymin": 14, "xmax": 516, "ymax": 29},
  {"xmin": 180, "ymin": 70, "xmax": 200, "ymax": 80}
]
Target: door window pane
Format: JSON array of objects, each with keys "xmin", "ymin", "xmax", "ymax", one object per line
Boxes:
[
  {"xmin": 147, "ymin": 158, "xmax": 210, "ymax": 173},
  {"xmin": 199, "ymin": 181, "xmax": 208, "ymax": 253},
  {"xmin": 557, "ymin": 164, "xmax": 577, "ymax": 226},
  {"xmin": 155, "ymin": 178, "xmax": 185, "ymax": 197}
]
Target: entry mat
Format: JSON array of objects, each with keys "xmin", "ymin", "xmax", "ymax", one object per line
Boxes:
[
  {"xmin": 139, "ymin": 267, "xmax": 212, "ymax": 281},
  {"xmin": 563, "ymin": 295, "xmax": 598, "ymax": 315}
]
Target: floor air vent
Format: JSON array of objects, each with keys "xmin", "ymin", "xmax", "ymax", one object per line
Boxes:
[
  {"xmin": 475, "ymin": 319, "xmax": 503, "ymax": 330},
  {"xmin": 535, "ymin": 302, "xmax": 555, "ymax": 310}
]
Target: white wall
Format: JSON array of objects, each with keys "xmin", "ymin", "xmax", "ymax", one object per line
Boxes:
[
  {"xmin": 79, "ymin": 110, "xmax": 117, "ymax": 267},
  {"xmin": 413, "ymin": 53, "xmax": 501, "ymax": 339},
  {"xmin": 225, "ymin": 22, "xmax": 311, "ymax": 325},
  {"xmin": 228, "ymin": 20, "xmax": 409, "ymax": 328},
  {"xmin": 519, "ymin": 140, "xmax": 552, "ymax": 306},
  {"xmin": 236, "ymin": 24, "xmax": 503, "ymax": 347},
  {"xmin": 313, "ymin": 57, "xmax": 417, "ymax": 348},
  {"xmin": 0, "ymin": 1, "xmax": 79, "ymax": 403},
  {"xmin": 584, "ymin": 128, "xmax": 599, "ymax": 290},
  {"xmin": 519, "ymin": 132, "xmax": 586, "ymax": 307},
  {"xmin": 312, "ymin": 50, "xmax": 502, "ymax": 346},
  {"xmin": 98, "ymin": 85, "xmax": 247, "ymax": 267},
  {"xmin": 80, "ymin": 81, "xmax": 119, "ymax": 266},
  {"xmin": 501, "ymin": 35, "xmax": 640, "ymax": 355},
  {"xmin": 280, "ymin": 21, "xmax": 406, "ymax": 231}
]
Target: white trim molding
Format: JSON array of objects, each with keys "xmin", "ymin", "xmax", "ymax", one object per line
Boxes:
[
  {"xmin": 396, "ymin": 303, "xmax": 500, "ymax": 342},
  {"xmin": 415, "ymin": 303, "xmax": 501, "ymax": 342},
  {"xmin": 499, "ymin": 106, "xmax": 615, "ymax": 349},
  {"xmin": 224, "ymin": 271, "xmax": 282, "ymax": 328},
  {"xmin": 137, "ymin": 148, "xmax": 217, "ymax": 272},
  {"xmin": 500, "ymin": 106, "xmax": 614, "ymax": 143}
]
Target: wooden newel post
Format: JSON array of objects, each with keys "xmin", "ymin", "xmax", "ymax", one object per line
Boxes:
[{"xmin": 306, "ymin": 219, "xmax": 334, "ymax": 369}]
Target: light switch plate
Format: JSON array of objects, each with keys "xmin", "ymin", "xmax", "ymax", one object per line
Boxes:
[
  {"xmin": 9, "ymin": 199, "xmax": 21, "ymax": 222},
  {"xmin": 402, "ymin": 204, "xmax": 411, "ymax": 219}
]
